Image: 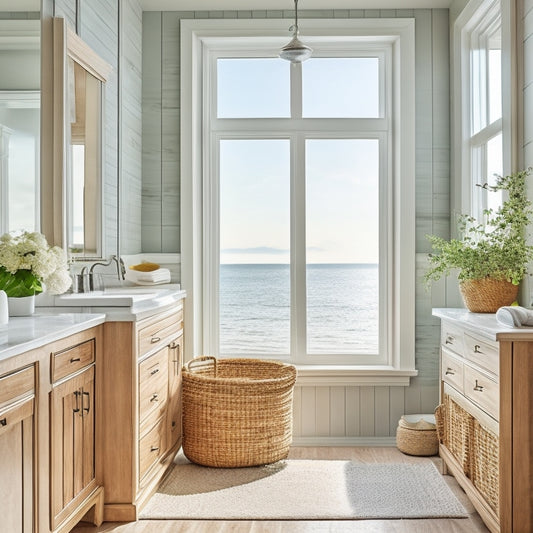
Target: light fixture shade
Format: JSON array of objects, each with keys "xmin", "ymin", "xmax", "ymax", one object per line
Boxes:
[
  {"xmin": 279, "ymin": 0, "xmax": 312, "ymax": 63},
  {"xmin": 279, "ymin": 36, "xmax": 313, "ymax": 63}
]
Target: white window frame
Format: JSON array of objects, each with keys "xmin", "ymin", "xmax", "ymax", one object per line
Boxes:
[
  {"xmin": 180, "ymin": 19, "xmax": 416, "ymax": 385},
  {"xmin": 452, "ymin": 0, "xmax": 517, "ymax": 222}
]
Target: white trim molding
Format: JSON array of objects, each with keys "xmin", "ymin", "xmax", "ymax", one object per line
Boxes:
[{"xmin": 181, "ymin": 18, "xmax": 416, "ymax": 380}]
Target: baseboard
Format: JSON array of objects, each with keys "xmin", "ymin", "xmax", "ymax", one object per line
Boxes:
[{"xmin": 292, "ymin": 436, "xmax": 397, "ymax": 447}]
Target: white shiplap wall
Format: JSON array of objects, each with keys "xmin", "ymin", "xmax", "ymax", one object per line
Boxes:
[
  {"xmin": 525, "ymin": 1, "xmax": 533, "ymax": 170},
  {"xmin": 46, "ymin": 0, "xmax": 143, "ymax": 256},
  {"xmin": 142, "ymin": 8, "xmax": 452, "ymax": 443}
]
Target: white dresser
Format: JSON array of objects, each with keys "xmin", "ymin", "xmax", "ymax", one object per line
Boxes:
[{"xmin": 433, "ymin": 308, "xmax": 533, "ymax": 533}]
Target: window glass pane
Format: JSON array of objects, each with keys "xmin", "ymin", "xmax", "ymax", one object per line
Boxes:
[
  {"xmin": 217, "ymin": 58, "xmax": 290, "ymax": 118},
  {"xmin": 488, "ymin": 40, "xmax": 501, "ymax": 123},
  {"xmin": 486, "ymin": 133, "xmax": 502, "ymax": 213},
  {"xmin": 8, "ymin": 133, "xmax": 37, "ymax": 232},
  {"xmin": 302, "ymin": 58, "xmax": 380, "ymax": 118},
  {"xmin": 219, "ymin": 139, "xmax": 290, "ymax": 354},
  {"xmin": 306, "ymin": 139, "xmax": 379, "ymax": 354},
  {"xmin": 71, "ymin": 145, "xmax": 85, "ymax": 248}
]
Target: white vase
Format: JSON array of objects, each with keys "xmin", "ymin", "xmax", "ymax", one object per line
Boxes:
[
  {"xmin": 0, "ymin": 290, "xmax": 8, "ymax": 325},
  {"xmin": 7, "ymin": 295, "xmax": 35, "ymax": 317}
]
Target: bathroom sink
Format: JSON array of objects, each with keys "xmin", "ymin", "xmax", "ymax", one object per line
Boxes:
[{"xmin": 55, "ymin": 290, "xmax": 157, "ymax": 307}]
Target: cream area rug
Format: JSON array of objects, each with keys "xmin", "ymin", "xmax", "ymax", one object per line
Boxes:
[{"xmin": 140, "ymin": 455, "xmax": 467, "ymax": 520}]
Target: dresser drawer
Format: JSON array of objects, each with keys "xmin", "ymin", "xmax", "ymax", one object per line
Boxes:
[
  {"xmin": 139, "ymin": 348, "xmax": 168, "ymax": 423},
  {"xmin": 441, "ymin": 321, "xmax": 465, "ymax": 356},
  {"xmin": 138, "ymin": 308, "xmax": 183, "ymax": 356},
  {"xmin": 464, "ymin": 333, "xmax": 499, "ymax": 376},
  {"xmin": 139, "ymin": 416, "xmax": 166, "ymax": 481},
  {"xmin": 0, "ymin": 366, "xmax": 35, "ymax": 408},
  {"xmin": 464, "ymin": 365, "xmax": 499, "ymax": 421},
  {"xmin": 52, "ymin": 339, "xmax": 95, "ymax": 382},
  {"xmin": 441, "ymin": 348, "xmax": 464, "ymax": 393}
]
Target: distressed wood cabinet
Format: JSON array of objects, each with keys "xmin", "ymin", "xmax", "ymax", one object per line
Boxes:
[
  {"xmin": 100, "ymin": 300, "xmax": 184, "ymax": 521},
  {"xmin": 0, "ymin": 364, "xmax": 36, "ymax": 533},
  {"xmin": 434, "ymin": 309, "xmax": 533, "ymax": 533}
]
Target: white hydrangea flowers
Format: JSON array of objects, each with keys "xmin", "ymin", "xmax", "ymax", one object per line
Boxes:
[{"xmin": 0, "ymin": 231, "xmax": 72, "ymax": 297}]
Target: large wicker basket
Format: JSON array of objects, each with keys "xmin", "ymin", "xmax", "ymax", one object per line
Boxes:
[
  {"xmin": 182, "ymin": 356, "xmax": 297, "ymax": 468},
  {"xmin": 459, "ymin": 278, "xmax": 519, "ymax": 313}
]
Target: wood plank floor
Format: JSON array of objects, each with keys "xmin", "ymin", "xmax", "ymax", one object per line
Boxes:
[{"xmin": 72, "ymin": 447, "xmax": 489, "ymax": 533}]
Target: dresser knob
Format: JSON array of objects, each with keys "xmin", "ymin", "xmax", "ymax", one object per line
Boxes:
[
  {"xmin": 474, "ymin": 345, "xmax": 483, "ymax": 354},
  {"xmin": 445, "ymin": 336, "xmax": 454, "ymax": 345},
  {"xmin": 445, "ymin": 368, "xmax": 455, "ymax": 376}
]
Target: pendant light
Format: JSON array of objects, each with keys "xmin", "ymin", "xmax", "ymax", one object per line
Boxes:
[{"xmin": 279, "ymin": 0, "xmax": 312, "ymax": 63}]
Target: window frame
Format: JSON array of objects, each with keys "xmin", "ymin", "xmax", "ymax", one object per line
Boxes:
[
  {"xmin": 452, "ymin": 0, "xmax": 517, "ymax": 222},
  {"xmin": 180, "ymin": 18, "xmax": 416, "ymax": 384}
]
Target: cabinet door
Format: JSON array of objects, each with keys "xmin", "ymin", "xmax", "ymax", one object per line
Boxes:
[
  {"xmin": 166, "ymin": 334, "xmax": 183, "ymax": 453},
  {"xmin": 50, "ymin": 365, "xmax": 96, "ymax": 528},
  {"xmin": 0, "ymin": 399, "xmax": 34, "ymax": 533}
]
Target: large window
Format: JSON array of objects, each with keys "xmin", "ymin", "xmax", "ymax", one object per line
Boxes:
[
  {"xmin": 454, "ymin": 0, "xmax": 510, "ymax": 220},
  {"xmin": 181, "ymin": 19, "xmax": 415, "ymax": 379}
]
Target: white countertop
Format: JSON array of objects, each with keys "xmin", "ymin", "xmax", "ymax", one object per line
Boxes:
[
  {"xmin": 36, "ymin": 285, "xmax": 186, "ymax": 321},
  {"xmin": 433, "ymin": 308, "xmax": 533, "ymax": 341},
  {"xmin": 0, "ymin": 313, "xmax": 105, "ymax": 363}
]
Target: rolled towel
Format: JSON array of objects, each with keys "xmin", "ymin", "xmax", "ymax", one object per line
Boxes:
[{"xmin": 496, "ymin": 306, "xmax": 533, "ymax": 327}]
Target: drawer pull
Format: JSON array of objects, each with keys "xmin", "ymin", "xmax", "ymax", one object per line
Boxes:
[
  {"xmin": 473, "ymin": 380, "xmax": 484, "ymax": 392},
  {"xmin": 150, "ymin": 393, "xmax": 159, "ymax": 402},
  {"xmin": 445, "ymin": 368, "xmax": 455, "ymax": 376},
  {"xmin": 151, "ymin": 336, "xmax": 161, "ymax": 344},
  {"xmin": 445, "ymin": 336, "xmax": 455, "ymax": 345},
  {"xmin": 474, "ymin": 345, "xmax": 483, "ymax": 354},
  {"xmin": 73, "ymin": 390, "xmax": 81, "ymax": 413},
  {"xmin": 150, "ymin": 446, "xmax": 159, "ymax": 452},
  {"xmin": 0, "ymin": 418, "xmax": 6, "ymax": 426},
  {"xmin": 150, "ymin": 368, "xmax": 160, "ymax": 376},
  {"xmin": 82, "ymin": 391, "xmax": 90, "ymax": 414},
  {"xmin": 70, "ymin": 357, "xmax": 81, "ymax": 363}
]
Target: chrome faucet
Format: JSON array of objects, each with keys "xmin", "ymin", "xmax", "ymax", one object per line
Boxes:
[{"xmin": 75, "ymin": 255, "xmax": 126, "ymax": 292}]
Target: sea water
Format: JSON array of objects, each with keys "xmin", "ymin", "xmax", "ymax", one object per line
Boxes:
[{"xmin": 219, "ymin": 263, "xmax": 378, "ymax": 355}]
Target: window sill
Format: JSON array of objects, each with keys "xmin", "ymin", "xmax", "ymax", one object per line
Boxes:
[{"xmin": 295, "ymin": 365, "xmax": 418, "ymax": 387}]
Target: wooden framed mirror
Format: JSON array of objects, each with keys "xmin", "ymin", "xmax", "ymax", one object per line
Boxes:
[{"xmin": 42, "ymin": 17, "xmax": 111, "ymax": 259}]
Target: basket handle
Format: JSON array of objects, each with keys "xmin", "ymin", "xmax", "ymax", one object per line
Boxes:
[{"xmin": 185, "ymin": 355, "xmax": 217, "ymax": 376}]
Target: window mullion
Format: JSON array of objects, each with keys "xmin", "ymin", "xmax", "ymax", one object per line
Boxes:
[
  {"xmin": 291, "ymin": 133, "xmax": 307, "ymax": 363},
  {"xmin": 290, "ymin": 62, "xmax": 302, "ymax": 119}
]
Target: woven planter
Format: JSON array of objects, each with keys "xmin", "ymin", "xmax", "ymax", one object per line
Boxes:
[
  {"xmin": 182, "ymin": 356, "xmax": 297, "ymax": 468},
  {"xmin": 459, "ymin": 278, "xmax": 519, "ymax": 313}
]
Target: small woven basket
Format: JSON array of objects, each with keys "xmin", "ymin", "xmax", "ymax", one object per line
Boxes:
[
  {"xmin": 444, "ymin": 394, "xmax": 474, "ymax": 475},
  {"xmin": 396, "ymin": 415, "xmax": 438, "ymax": 456},
  {"xmin": 459, "ymin": 278, "xmax": 519, "ymax": 313},
  {"xmin": 182, "ymin": 356, "xmax": 297, "ymax": 468}
]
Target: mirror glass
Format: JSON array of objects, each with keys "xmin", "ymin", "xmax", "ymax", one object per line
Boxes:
[
  {"xmin": 67, "ymin": 58, "xmax": 102, "ymax": 257},
  {"xmin": 0, "ymin": 19, "xmax": 40, "ymax": 235}
]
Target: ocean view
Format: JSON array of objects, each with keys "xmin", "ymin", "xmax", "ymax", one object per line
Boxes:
[{"xmin": 219, "ymin": 263, "xmax": 379, "ymax": 355}]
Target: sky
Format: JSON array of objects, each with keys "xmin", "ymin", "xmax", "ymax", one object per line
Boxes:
[{"xmin": 217, "ymin": 57, "xmax": 381, "ymax": 265}]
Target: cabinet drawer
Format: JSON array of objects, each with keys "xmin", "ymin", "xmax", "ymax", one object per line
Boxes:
[
  {"xmin": 139, "ymin": 416, "xmax": 165, "ymax": 481},
  {"xmin": 464, "ymin": 365, "xmax": 499, "ymax": 420},
  {"xmin": 0, "ymin": 366, "xmax": 34, "ymax": 408},
  {"xmin": 139, "ymin": 349, "xmax": 168, "ymax": 423},
  {"xmin": 0, "ymin": 398, "xmax": 34, "ymax": 437},
  {"xmin": 441, "ymin": 349, "xmax": 464, "ymax": 393},
  {"xmin": 52, "ymin": 339, "xmax": 95, "ymax": 382},
  {"xmin": 138, "ymin": 309, "xmax": 183, "ymax": 356},
  {"xmin": 441, "ymin": 321, "xmax": 464, "ymax": 356},
  {"xmin": 464, "ymin": 333, "xmax": 499, "ymax": 376}
]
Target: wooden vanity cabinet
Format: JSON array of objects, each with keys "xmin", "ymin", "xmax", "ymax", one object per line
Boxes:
[
  {"xmin": 100, "ymin": 301, "xmax": 184, "ymax": 521},
  {"xmin": 0, "ymin": 365, "xmax": 36, "ymax": 533},
  {"xmin": 49, "ymin": 329, "xmax": 104, "ymax": 533},
  {"xmin": 434, "ymin": 310, "xmax": 533, "ymax": 533}
]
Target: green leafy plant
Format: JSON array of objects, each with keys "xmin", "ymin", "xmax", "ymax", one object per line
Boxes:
[
  {"xmin": 0, "ymin": 231, "xmax": 72, "ymax": 297},
  {"xmin": 424, "ymin": 168, "xmax": 533, "ymax": 286}
]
